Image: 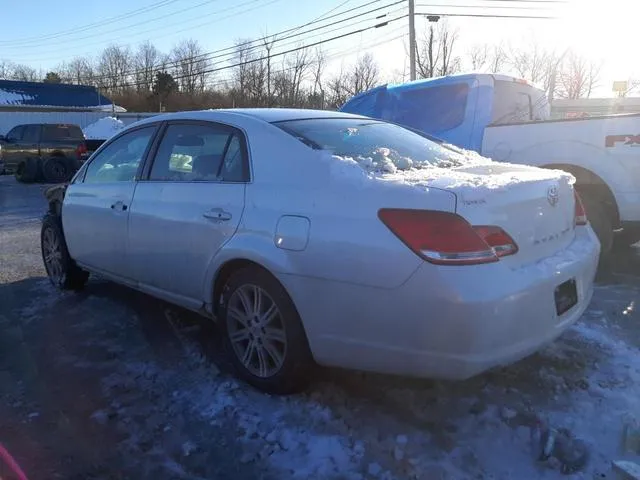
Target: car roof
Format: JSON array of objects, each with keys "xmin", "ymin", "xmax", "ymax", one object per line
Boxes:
[
  {"xmin": 133, "ymin": 108, "xmax": 370, "ymax": 128},
  {"xmin": 217, "ymin": 108, "xmax": 369, "ymax": 123}
]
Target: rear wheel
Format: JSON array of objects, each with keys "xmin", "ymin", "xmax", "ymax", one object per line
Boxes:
[
  {"xmin": 219, "ymin": 267, "xmax": 313, "ymax": 394},
  {"xmin": 41, "ymin": 213, "xmax": 89, "ymax": 291},
  {"xmin": 43, "ymin": 157, "xmax": 69, "ymax": 183}
]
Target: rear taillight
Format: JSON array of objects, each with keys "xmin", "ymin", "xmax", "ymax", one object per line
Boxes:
[
  {"xmin": 378, "ymin": 209, "xmax": 518, "ymax": 265},
  {"xmin": 473, "ymin": 226, "xmax": 519, "ymax": 257},
  {"xmin": 574, "ymin": 191, "xmax": 588, "ymax": 226},
  {"xmin": 76, "ymin": 143, "xmax": 88, "ymax": 160}
]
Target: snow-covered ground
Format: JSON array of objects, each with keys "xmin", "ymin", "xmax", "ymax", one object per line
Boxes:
[
  {"xmin": 10, "ymin": 274, "xmax": 639, "ymax": 479},
  {"xmin": 2, "ymin": 176, "xmax": 639, "ymax": 479},
  {"xmin": 82, "ymin": 116, "xmax": 125, "ymax": 140}
]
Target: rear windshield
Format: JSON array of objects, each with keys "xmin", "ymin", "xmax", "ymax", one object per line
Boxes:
[
  {"xmin": 42, "ymin": 124, "xmax": 84, "ymax": 141},
  {"xmin": 275, "ymin": 118, "xmax": 480, "ymax": 170},
  {"xmin": 492, "ymin": 80, "xmax": 550, "ymax": 125}
]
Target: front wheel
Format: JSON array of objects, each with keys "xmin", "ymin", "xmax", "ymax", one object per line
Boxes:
[
  {"xmin": 41, "ymin": 213, "xmax": 89, "ymax": 290},
  {"xmin": 220, "ymin": 267, "xmax": 314, "ymax": 394}
]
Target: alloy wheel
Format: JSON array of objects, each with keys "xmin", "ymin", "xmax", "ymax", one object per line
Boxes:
[
  {"xmin": 42, "ymin": 226, "xmax": 64, "ymax": 284},
  {"xmin": 227, "ymin": 284, "xmax": 287, "ymax": 378}
]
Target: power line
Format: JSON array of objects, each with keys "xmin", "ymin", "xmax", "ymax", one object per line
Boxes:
[
  {"xmin": 8, "ymin": 0, "xmax": 389, "ymax": 63},
  {"xmin": 5, "ymin": 0, "xmax": 280, "ymax": 61},
  {"xmin": 126, "ymin": 13, "xmax": 406, "ymax": 89},
  {"xmin": 202, "ymin": 25, "xmax": 407, "ymax": 91},
  {"xmin": 3, "ymin": 0, "xmax": 222, "ymax": 50},
  {"xmin": 416, "ymin": 2, "xmax": 558, "ymax": 10},
  {"xmin": 416, "ymin": 11, "xmax": 556, "ymax": 18},
  {"xmin": 0, "ymin": 0, "xmax": 181, "ymax": 45},
  {"xmin": 65, "ymin": 0, "xmax": 404, "ymax": 84}
]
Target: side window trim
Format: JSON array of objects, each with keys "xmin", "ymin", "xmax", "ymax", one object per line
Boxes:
[
  {"xmin": 141, "ymin": 119, "xmax": 251, "ymax": 183},
  {"xmin": 78, "ymin": 123, "xmax": 161, "ymax": 184}
]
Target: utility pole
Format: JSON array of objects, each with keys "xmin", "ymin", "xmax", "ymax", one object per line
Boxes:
[{"xmin": 409, "ymin": 0, "xmax": 416, "ymax": 81}]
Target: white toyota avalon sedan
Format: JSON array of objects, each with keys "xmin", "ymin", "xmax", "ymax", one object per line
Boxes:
[{"xmin": 40, "ymin": 109, "xmax": 600, "ymax": 394}]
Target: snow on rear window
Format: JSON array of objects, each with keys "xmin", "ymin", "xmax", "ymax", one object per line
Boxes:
[{"xmin": 275, "ymin": 118, "xmax": 490, "ymax": 174}]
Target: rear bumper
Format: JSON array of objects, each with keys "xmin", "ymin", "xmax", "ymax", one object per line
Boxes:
[{"xmin": 282, "ymin": 227, "xmax": 600, "ymax": 380}]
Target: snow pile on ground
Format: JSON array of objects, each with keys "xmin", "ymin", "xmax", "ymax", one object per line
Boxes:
[{"xmin": 83, "ymin": 117, "xmax": 125, "ymax": 140}]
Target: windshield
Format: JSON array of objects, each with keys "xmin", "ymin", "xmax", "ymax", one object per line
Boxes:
[{"xmin": 275, "ymin": 118, "xmax": 478, "ymax": 171}]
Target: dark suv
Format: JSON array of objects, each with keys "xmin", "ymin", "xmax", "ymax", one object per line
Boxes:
[{"xmin": 0, "ymin": 123, "xmax": 89, "ymax": 183}]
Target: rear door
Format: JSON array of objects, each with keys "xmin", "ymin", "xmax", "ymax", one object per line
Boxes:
[
  {"xmin": 62, "ymin": 125, "xmax": 158, "ymax": 277},
  {"xmin": 127, "ymin": 121, "xmax": 248, "ymax": 303}
]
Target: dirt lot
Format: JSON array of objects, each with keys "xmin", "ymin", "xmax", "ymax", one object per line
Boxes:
[{"xmin": 1, "ymin": 175, "xmax": 640, "ymax": 479}]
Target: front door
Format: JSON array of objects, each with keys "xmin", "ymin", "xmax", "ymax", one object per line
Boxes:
[
  {"xmin": 62, "ymin": 125, "xmax": 158, "ymax": 278},
  {"xmin": 128, "ymin": 121, "xmax": 248, "ymax": 302},
  {"xmin": 1, "ymin": 125, "xmax": 25, "ymax": 171}
]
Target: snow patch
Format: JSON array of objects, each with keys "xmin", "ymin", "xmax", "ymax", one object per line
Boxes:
[
  {"xmin": 321, "ymin": 149, "xmax": 573, "ymax": 197},
  {"xmin": 0, "ymin": 90, "xmax": 34, "ymax": 105},
  {"xmin": 83, "ymin": 116, "xmax": 125, "ymax": 140}
]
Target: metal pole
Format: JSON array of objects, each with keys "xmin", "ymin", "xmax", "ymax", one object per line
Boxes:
[{"xmin": 409, "ymin": 0, "xmax": 416, "ymax": 81}]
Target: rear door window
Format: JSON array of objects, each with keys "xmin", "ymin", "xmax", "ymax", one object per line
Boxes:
[
  {"xmin": 491, "ymin": 80, "xmax": 550, "ymax": 124},
  {"xmin": 22, "ymin": 125, "xmax": 41, "ymax": 143},
  {"xmin": 42, "ymin": 124, "xmax": 84, "ymax": 141},
  {"xmin": 148, "ymin": 123, "xmax": 249, "ymax": 182},
  {"xmin": 391, "ymin": 83, "xmax": 469, "ymax": 134}
]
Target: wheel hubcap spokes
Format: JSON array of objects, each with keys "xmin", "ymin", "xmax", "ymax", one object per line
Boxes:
[
  {"xmin": 227, "ymin": 284, "xmax": 287, "ymax": 378},
  {"xmin": 43, "ymin": 227, "xmax": 63, "ymax": 282}
]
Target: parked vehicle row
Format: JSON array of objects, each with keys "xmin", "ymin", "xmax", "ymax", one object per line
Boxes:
[
  {"xmin": 41, "ymin": 108, "xmax": 600, "ymax": 394},
  {"xmin": 0, "ymin": 123, "xmax": 89, "ymax": 183},
  {"xmin": 341, "ymin": 73, "xmax": 640, "ymax": 257}
]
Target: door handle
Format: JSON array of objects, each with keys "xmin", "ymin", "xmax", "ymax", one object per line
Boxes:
[
  {"xmin": 203, "ymin": 208, "xmax": 232, "ymax": 221},
  {"xmin": 110, "ymin": 201, "xmax": 128, "ymax": 212}
]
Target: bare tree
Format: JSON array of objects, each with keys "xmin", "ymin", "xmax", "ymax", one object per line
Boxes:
[
  {"xmin": 0, "ymin": 61, "xmax": 14, "ymax": 79},
  {"xmin": 311, "ymin": 47, "xmax": 327, "ymax": 107},
  {"xmin": 261, "ymin": 34, "xmax": 277, "ymax": 105},
  {"xmin": 556, "ymin": 49, "xmax": 602, "ymax": 99},
  {"xmin": 65, "ymin": 57, "xmax": 94, "ymax": 85},
  {"xmin": 11, "ymin": 64, "xmax": 39, "ymax": 82},
  {"xmin": 134, "ymin": 41, "xmax": 161, "ymax": 92},
  {"xmin": 415, "ymin": 20, "xmax": 460, "ymax": 78},
  {"xmin": 326, "ymin": 65, "xmax": 349, "ymax": 109},
  {"xmin": 507, "ymin": 40, "xmax": 555, "ymax": 86},
  {"xmin": 284, "ymin": 45, "xmax": 311, "ymax": 104},
  {"xmin": 467, "ymin": 43, "xmax": 507, "ymax": 73},
  {"xmin": 346, "ymin": 53, "xmax": 379, "ymax": 96},
  {"xmin": 172, "ymin": 39, "xmax": 210, "ymax": 95},
  {"xmin": 488, "ymin": 44, "xmax": 507, "ymax": 73},
  {"xmin": 97, "ymin": 45, "xmax": 132, "ymax": 93},
  {"xmin": 468, "ymin": 44, "xmax": 488, "ymax": 71}
]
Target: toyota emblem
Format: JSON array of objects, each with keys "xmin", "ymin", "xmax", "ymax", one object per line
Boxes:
[{"xmin": 547, "ymin": 185, "xmax": 559, "ymax": 207}]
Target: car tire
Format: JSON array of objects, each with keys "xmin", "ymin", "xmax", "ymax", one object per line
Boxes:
[
  {"xmin": 579, "ymin": 191, "xmax": 613, "ymax": 257},
  {"xmin": 15, "ymin": 160, "xmax": 37, "ymax": 183},
  {"xmin": 41, "ymin": 213, "xmax": 89, "ymax": 291},
  {"xmin": 43, "ymin": 157, "xmax": 69, "ymax": 183},
  {"xmin": 219, "ymin": 266, "xmax": 314, "ymax": 394}
]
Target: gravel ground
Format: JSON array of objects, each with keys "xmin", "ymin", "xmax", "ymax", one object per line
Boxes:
[{"xmin": 1, "ymin": 174, "xmax": 640, "ymax": 479}]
